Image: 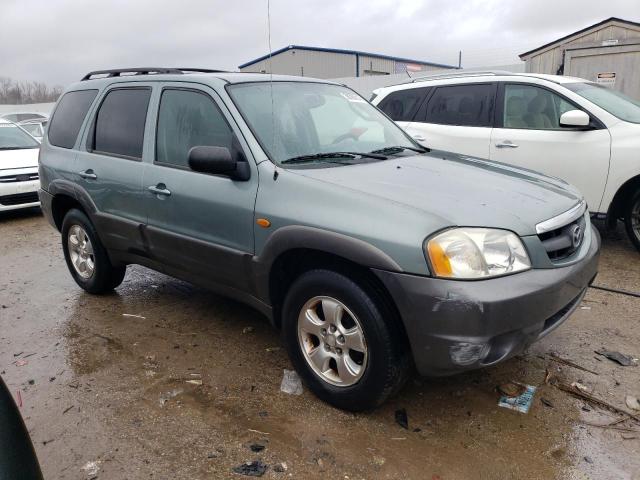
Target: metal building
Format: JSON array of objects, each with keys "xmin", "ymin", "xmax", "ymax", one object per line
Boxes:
[
  {"xmin": 238, "ymin": 45, "xmax": 458, "ymax": 79},
  {"xmin": 520, "ymin": 17, "xmax": 640, "ymax": 99}
]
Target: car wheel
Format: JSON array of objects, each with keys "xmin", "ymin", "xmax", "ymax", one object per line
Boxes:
[
  {"xmin": 61, "ymin": 209, "xmax": 126, "ymax": 294},
  {"xmin": 281, "ymin": 269, "xmax": 410, "ymax": 411},
  {"xmin": 624, "ymin": 189, "xmax": 640, "ymax": 253}
]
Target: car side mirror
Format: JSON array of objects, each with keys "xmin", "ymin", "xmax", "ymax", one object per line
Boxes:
[
  {"xmin": 560, "ymin": 110, "xmax": 590, "ymax": 128},
  {"xmin": 188, "ymin": 146, "xmax": 250, "ymax": 181}
]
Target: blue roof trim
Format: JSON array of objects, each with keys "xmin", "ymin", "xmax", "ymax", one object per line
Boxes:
[{"xmin": 238, "ymin": 45, "xmax": 458, "ymax": 70}]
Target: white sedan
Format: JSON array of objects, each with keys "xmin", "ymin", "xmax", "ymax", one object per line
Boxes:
[{"xmin": 0, "ymin": 119, "xmax": 40, "ymax": 212}]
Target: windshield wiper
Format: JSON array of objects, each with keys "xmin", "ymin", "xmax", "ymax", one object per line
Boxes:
[
  {"xmin": 281, "ymin": 151, "xmax": 387, "ymax": 165},
  {"xmin": 370, "ymin": 145, "xmax": 429, "ymax": 155}
]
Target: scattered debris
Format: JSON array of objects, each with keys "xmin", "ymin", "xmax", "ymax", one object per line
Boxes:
[
  {"xmin": 280, "ymin": 369, "xmax": 303, "ymax": 395},
  {"xmin": 580, "ymin": 306, "xmax": 591, "ymax": 310},
  {"xmin": 13, "ymin": 351, "xmax": 23, "ymax": 357},
  {"xmin": 571, "ymin": 382, "xmax": 591, "ymax": 393},
  {"xmin": 395, "ymin": 408, "xmax": 409, "ymax": 429},
  {"xmin": 248, "ymin": 429, "xmax": 270, "ymax": 436},
  {"xmin": 273, "ymin": 462, "xmax": 287, "ymax": 472},
  {"xmin": 242, "ymin": 326, "xmax": 254, "ymax": 334},
  {"xmin": 621, "ymin": 433, "xmax": 637, "ymax": 440},
  {"xmin": 265, "ymin": 347, "xmax": 280, "ymax": 352},
  {"xmin": 159, "ymin": 388, "xmax": 183, "ymax": 407},
  {"xmin": 62, "ymin": 405, "xmax": 74, "ymax": 414},
  {"xmin": 258, "ymin": 411, "xmax": 268, "ymax": 417},
  {"xmin": 372, "ymin": 455, "xmax": 386, "ymax": 466},
  {"xmin": 554, "ymin": 381, "xmax": 640, "ymax": 423},
  {"xmin": 541, "ymin": 398, "xmax": 554, "ymax": 408},
  {"xmin": 249, "ymin": 443, "xmax": 266, "ymax": 452},
  {"xmin": 498, "ymin": 384, "xmax": 536, "ymax": 414},
  {"xmin": 16, "ymin": 390, "xmax": 22, "ymax": 408},
  {"xmin": 391, "ymin": 437, "xmax": 406, "ymax": 440},
  {"xmin": 15, "ymin": 359, "xmax": 28, "ymax": 367},
  {"xmin": 122, "ymin": 313, "xmax": 146, "ymax": 319},
  {"xmin": 185, "ymin": 379, "xmax": 203, "ymax": 386},
  {"xmin": 232, "ymin": 460, "xmax": 268, "ymax": 477},
  {"xmin": 595, "ymin": 349, "xmax": 638, "ymax": 367},
  {"xmin": 549, "ymin": 353, "xmax": 599, "ymax": 375},
  {"xmin": 497, "ymin": 382, "xmax": 527, "ymax": 398},
  {"xmin": 625, "ymin": 396, "xmax": 640, "ymax": 411},
  {"xmin": 81, "ymin": 460, "xmax": 101, "ymax": 477},
  {"xmin": 27, "ymin": 379, "xmax": 35, "ymax": 385},
  {"xmin": 584, "ymin": 456, "xmax": 594, "ymax": 464}
]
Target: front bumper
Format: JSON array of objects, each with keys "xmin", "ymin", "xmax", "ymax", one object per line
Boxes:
[
  {"xmin": 0, "ymin": 170, "xmax": 40, "ymax": 212},
  {"xmin": 374, "ymin": 227, "xmax": 600, "ymax": 376}
]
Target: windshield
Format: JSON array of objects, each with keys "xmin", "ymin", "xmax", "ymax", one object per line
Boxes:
[
  {"xmin": 0, "ymin": 123, "xmax": 40, "ymax": 149},
  {"xmin": 227, "ymin": 82, "xmax": 417, "ymax": 166},
  {"xmin": 565, "ymin": 82, "xmax": 640, "ymax": 124}
]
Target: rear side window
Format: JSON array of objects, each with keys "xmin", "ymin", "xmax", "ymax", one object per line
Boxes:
[
  {"xmin": 156, "ymin": 89, "xmax": 234, "ymax": 168},
  {"xmin": 377, "ymin": 88, "xmax": 428, "ymax": 121},
  {"xmin": 421, "ymin": 84, "xmax": 495, "ymax": 127},
  {"xmin": 91, "ymin": 88, "xmax": 151, "ymax": 158},
  {"xmin": 48, "ymin": 90, "xmax": 98, "ymax": 148}
]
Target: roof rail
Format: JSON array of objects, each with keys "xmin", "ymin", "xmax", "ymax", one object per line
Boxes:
[
  {"xmin": 410, "ymin": 70, "xmax": 514, "ymax": 83},
  {"xmin": 81, "ymin": 67, "xmax": 227, "ymax": 81}
]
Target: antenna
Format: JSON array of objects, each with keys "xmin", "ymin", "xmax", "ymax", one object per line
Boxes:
[
  {"xmin": 266, "ymin": 0, "xmax": 276, "ymax": 160},
  {"xmin": 404, "ymin": 66, "xmax": 414, "ymax": 80}
]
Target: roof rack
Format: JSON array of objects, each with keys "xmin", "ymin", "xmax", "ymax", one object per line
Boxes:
[
  {"xmin": 81, "ymin": 67, "xmax": 227, "ymax": 81},
  {"xmin": 410, "ymin": 70, "xmax": 514, "ymax": 83}
]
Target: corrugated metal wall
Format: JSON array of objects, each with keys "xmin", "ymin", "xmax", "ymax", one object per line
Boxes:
[
  {"xmin": 240, "ymin": 49, "xmax": 455, "ymax": 79},
  {"xmin": 523, "ymin": 21, "xmax": 640, "ymax": 75},
  {"xmin": 240, "ymin": 49, "xmax": 357, "ymax": 78}
]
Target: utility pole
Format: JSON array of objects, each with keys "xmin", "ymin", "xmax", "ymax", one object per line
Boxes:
[{"xmin": 458, "ymin": 51, "xmax": 462, "ymax": 69}]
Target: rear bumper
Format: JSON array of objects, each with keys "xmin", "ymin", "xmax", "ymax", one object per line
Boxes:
[{"xmin": 374, "ymin": 227, "xmax": 600, "ymax": 376}]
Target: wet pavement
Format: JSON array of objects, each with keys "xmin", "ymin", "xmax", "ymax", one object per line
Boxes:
[{"xmin": 1, "ymin": 208, "xmax": 639, "ymax": 480}]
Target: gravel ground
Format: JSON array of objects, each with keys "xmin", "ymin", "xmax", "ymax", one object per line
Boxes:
[{"xmin": 1, "ymin": 208, "xmax": 639, "ymax": 480}]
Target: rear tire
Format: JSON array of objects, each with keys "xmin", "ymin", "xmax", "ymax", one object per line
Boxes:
[
  {"xmin": 281, "ymin": 269, "xmax": 410, "ymax": 411},
  {"xmin": 624, "ymin": 189, "xmax": 640, "ymax": 253},
  {"xmin": 61, "ymin": 209, "xmax": 126, "ymax": 294}
]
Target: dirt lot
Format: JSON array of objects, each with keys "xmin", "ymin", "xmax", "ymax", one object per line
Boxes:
[{"xmin": 1, "ymin": 209, "xmax": 639, "ymax": 480}]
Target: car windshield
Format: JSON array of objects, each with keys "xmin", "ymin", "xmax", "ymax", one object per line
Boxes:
[
  {"xmin": 565, "ymin": 82, "xmax": 640, "ymax": 124},
  {"xmin": 0, "ymin": 123, "xmax": 40, "ymax": 150},
  {"xmin": 227, "ymin": 82, "xmax": 418, "ymax": 166}
]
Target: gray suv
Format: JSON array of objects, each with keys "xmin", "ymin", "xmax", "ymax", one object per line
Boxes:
[{"xmin": 39, "ymin": 68, "xmax": 600, "ymax": 411}]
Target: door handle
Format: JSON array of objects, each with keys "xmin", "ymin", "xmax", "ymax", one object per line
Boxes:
[
  {"xmin": 148, "ymin": 184, "xmax": 171, "ymax": 196},
  {"xmin": 495, "ymin": 141, "xmax": 519, "ymax": 149},
  {"xmin": 78, "ymin": 169, "xmax": 97, "ymax": 180},
  {"xmin": 411, "ymin": 134, "xmax": 427, "ymax": 142}
]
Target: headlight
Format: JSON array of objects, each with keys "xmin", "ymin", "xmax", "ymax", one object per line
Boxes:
[{"xmin": 426, "ymin": 228, "xmax": 531, "ymax": 279}]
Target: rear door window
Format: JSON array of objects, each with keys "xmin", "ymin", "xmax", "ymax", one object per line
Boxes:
[
  {"xmin": 48, "ymin": 90, "xmax": 98, "ymax": 148},
  {"xmin": 91, "ymin": 88, "xmax": 151, "ymax": 158},
  {"xmin": 420, "ymin": 84, "xmax": 495, "ymax": 127},
  {"xmin": 377, "ymin": 87, "xmax": 429, "ymax": 121}
]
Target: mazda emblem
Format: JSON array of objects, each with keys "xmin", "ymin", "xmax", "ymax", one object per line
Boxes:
[{"xmin": 570, "ymin": 224, "xmax": 584, "ymax": 249}]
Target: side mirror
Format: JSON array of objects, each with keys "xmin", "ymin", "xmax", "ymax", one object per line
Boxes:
[
  {"xmin": 560, "ymin": 110, "xmax": 590, "ymax": 128},
  {"xmin": 188, "ymin": 146, "xmax": 250, "ymax": 181}
]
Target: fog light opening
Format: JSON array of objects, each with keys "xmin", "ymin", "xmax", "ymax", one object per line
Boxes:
[{"xmin": 449, "ymin": 342, "xmax": 490, "ymax": 366}]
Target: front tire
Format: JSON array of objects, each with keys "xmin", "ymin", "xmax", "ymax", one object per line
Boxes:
[
  {"xmin": 281, "ymin": 269, "xmax": 410, "ymax": 411},
  {"xmin": 61, "ymin": 209, "xmax": 126, "ymax": 294},
  {"xmin": 624, "ymin": 189, "xmax": 640, "ymax": 253}
]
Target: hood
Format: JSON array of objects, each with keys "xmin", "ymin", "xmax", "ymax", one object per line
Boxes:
[
  {"xmin": 0, "ymin": 148, "xmax": 39, "ymax": 171},
  {"xmin": 293, "ymin": 150, "xmax": 582, "ymax": 236}
]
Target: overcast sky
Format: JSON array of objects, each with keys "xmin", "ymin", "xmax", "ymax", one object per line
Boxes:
[{"xmin": 1, "ymin": 0, "xmax": 638, "ymax": 87}]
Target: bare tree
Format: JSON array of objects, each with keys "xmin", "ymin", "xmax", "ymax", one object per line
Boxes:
[{"xmin": 0, "ymin": 77, "xmax": 62, "ymax": 104}]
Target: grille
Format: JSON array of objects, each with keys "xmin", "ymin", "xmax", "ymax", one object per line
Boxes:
[
  {"xmin": 538, "ymin": 214, "xmax": 586, "ymax": 261},
  {"xmin": 0, "ymin": 192, "xmax": 40, "ymax": 206},
  {"xmin": 0, "ymin": 173, "xmax": 39, "ymax": 183}
]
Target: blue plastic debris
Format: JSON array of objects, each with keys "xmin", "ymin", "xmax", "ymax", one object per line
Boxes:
[{"xmin": 498, "ymin": 385, "xmax": 537, "ymax": 414}]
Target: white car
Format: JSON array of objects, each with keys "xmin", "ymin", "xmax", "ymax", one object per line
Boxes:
[
  {"xmin": 372, "ymin": 71, "xmax": 640, "ymax": 252},
  {"xmin": 0, "ymin": 119, "xmax": 41, "ymax": 212}
]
